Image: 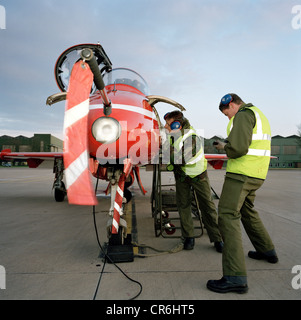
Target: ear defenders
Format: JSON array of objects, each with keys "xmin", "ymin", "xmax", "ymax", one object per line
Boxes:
[
  {"xmin": 221, "ymin": 94, "xmax": 233, "ymax": 105},
  {"xmin": 164, "ymin": 112, "xmax": 182, "ymax": 131},
  {"xmin": 170, "ymin": 121, "xmax": 182, "ymax": 130}
]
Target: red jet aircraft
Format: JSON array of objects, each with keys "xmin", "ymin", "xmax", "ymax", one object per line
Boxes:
[{"xmin": 0, "ymin": 43, "xmax": 227, "ymax": 240}]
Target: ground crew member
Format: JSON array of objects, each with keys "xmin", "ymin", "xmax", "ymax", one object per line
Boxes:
[
  {"xmin": 207, "ymin": 93, "xmax": 278, "ymax": 294},
  {"xmin": 163, "ymin": 110, "xmax": 223, "ymax": 252}
]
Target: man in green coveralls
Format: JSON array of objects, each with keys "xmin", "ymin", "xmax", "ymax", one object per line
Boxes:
[
  {"xmin": 207, "ymin": 93, "xmax": 278, "ymax": 294},
  {"xmin": 163, "ymin": 111, "xmax": 223, "ymax": 252}
]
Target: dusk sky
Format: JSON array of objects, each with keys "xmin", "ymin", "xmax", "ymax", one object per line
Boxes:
[{"xmin": 0, "ymin": 0, "xmax": 300, "ymax": 140}]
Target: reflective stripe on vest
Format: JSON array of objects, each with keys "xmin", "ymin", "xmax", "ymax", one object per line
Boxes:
[
  {"xmin": 226, "ymin": 106, "xmax": 271, "ymax": 179},
  {"xmin": 173, "ymin": 127, "xmax": 207, "ymax": 177},
  {"xmin": 247, "ymin": 149, "xmax": 271, "ymax": 157}
]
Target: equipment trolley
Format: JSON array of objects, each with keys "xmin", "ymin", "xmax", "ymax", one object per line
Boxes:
[{"xmin": 151, "ymin": 163, "xmax": 204, "ymax": 238}]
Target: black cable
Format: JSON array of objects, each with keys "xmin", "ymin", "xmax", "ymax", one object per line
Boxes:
[
  {"xmin": 92, "ymin": 168, "xmax": 143, "ymax": 300},
  {"xmin": 92, "ymin": 253, "xmax": 106, "ymax": 300}
]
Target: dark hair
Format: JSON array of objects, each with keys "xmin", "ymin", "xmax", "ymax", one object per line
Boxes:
[
  {"xmin": 165, "ymin": 110, "xmax": 184, "ymax": 123},
  {"xmin": 219, "ymin": 93, "xmax": 244, "ymax": 112}
]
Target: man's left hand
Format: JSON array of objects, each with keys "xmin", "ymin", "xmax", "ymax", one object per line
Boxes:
[{"xmin": 214, "ymin": 141, "xmax": 226, "ymax": 150}]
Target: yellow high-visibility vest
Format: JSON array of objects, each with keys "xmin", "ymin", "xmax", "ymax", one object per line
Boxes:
[
  {"xmin": 226, "ymin": 106, "xmax": 271, "ymax": 179},
  {"xmin": 173, "ymin": 126, "xmax": 207, "ymax": 178}
]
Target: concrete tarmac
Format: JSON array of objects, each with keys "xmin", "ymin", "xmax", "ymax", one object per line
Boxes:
[{"xmin": 0, "ymin": 167, "xmax": 300, "ymax": 301}]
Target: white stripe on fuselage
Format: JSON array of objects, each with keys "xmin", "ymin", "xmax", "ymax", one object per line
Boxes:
[{"xmin": 89, "ymin": 103, "xmax": 156, "ymax": 120}]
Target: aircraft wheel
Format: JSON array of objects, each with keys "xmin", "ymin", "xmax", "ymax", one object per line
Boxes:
[
  {"xmin": 54, "ymin": 182, "xmax": 66, "ymax": 202},
  {"xmin": 162, "ymin": 210, "xmax": 169, "ymax": 219}
]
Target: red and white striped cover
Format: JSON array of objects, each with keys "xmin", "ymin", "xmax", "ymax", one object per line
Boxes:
[
  {"xmin": 63, "ymin": 61, "xmax": 98, "ymax": 206},
  {"xmin": 111, "ymin": 159, "xmax": 132, "ymax": 234}
]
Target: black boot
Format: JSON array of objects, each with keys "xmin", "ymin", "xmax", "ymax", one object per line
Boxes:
[
  {"xmin": 207, "ymin": 277, "xmax": 248, "ymax": 294},
  {"xmin": 184, "ymin": 237, "xmax": 195, "ymax": 250},
  {"xmin": 214, "ymin": 241, "xmax": 224, "ymax": 253},
  {"xmin": 248, "ymin": 250, "xmax": 278, "ymax": 263}
]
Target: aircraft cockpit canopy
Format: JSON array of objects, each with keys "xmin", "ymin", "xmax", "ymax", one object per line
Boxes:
[
  {"xmin": 103, "ymin": 68, "xmax": 150, "ymax": 96},
  {"xmin": 54, "ymin": 44, "xmax": 150, "ymax": 96}
]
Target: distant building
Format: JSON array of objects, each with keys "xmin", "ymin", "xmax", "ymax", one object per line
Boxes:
[
  {"xmin": 0, "ymin": 134, "xmax": 63, "ymax": 152},
  {"xmin": 270, "ymin": 135, "xmax": 301, "ymax": 168},
  {"xmin": 0, "ymin": 134, "xmax": 63, "ymax": 165},
  {"xmin": 204, "ymin": 135, "xmax": 301, "ymax": 169}
]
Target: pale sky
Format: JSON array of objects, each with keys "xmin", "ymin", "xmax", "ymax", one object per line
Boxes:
[{"xmin": 0, "ymin": 0, "xmax": 300, "ymax": 140}]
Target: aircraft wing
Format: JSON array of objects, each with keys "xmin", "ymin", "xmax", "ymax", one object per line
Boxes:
[
  {"xmin": 205, "ymin": 154, "xmax": 228, "ymax": 169},
  {"xmin": 1, "ymin": 149, "xmax": 228, "ymax": 169},
  {"xmin": 0, "ymin": 150, "xmax": 274, "ymax": 170},
  {"xmin": 204, "ymin": 153, "xmax": 277, "ymax": 170},
  {"xmin": 0, "ymin": 149, "xmax": 63, "ymax": 168}
]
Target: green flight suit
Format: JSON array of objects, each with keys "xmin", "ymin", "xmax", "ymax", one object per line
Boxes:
[
  {"xmin": 175, "ymin": 170, "xmax": 222, "ymax": 242},
  {"xmin": 166, "ymin": 119, "xmax": 222, "ymax": 242},
  {"xmin": 219, "ymin": 104, "xmax": 276, "ymax": 281}
]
